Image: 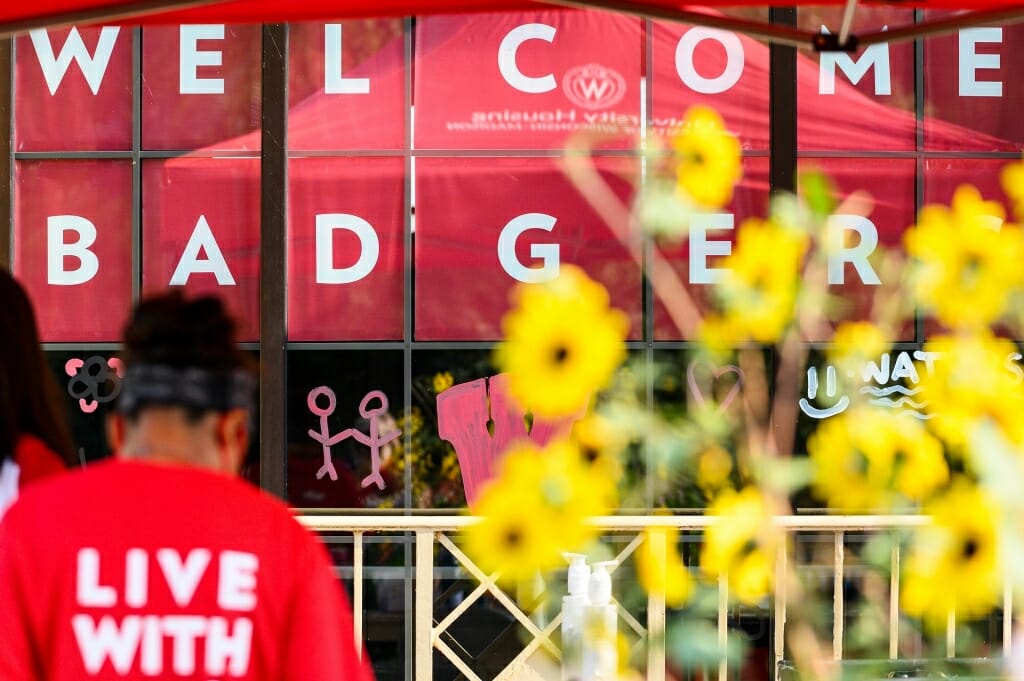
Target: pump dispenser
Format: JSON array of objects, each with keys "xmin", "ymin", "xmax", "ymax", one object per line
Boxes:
[
  {"xmin": 582, "ymin": 561, "xmax": 617, "ymax": 681},
  {"xmin": 561, "ymin": 553, "xmax": 590, "ymax": 681}
]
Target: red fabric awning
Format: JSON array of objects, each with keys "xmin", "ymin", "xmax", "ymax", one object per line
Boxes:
[{"xmin": 5, "ymin": 0, "xmax": 1024, "ymax": 50}]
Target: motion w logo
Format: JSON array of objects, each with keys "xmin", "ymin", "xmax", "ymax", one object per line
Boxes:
[{"xmin": 562, "ymin": 63, "xmax": 627, "ymax": 110}]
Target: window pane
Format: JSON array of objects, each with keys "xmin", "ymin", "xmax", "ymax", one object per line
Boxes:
[
  {"xmin": 15, "ymin": 26, "xmax": 133, "ymax": 151},
  {"xmin": 922, "ymin": 158, "xmax": 1016, "ymax": 339},
  {"xmin": 288, "ymin": 157, "xmax": 405, "ymax": 341},
  {"xmin": 142, "ymin": 24, "xmax": 261, "ymax": 151},
  {"xmin": 799, "ymin": 157, "xmax": 916, "ymax": 341},
  {"xmin": 45, "ymin": 350, "xmax": 118, "ymax": 465},
  {"xmin": 287, "ymin": 350, "xmax": 405, "ymax": 509},
  {"xmin": 414, "ymin": 10, "xmax": 641, "ymax": 150},
  {"xmin": 288, "ymin": 20, "xmax": 406, "ymax": 151},
  {"xmin": 924, "ymin": 15, "xmax": 1023, "ymax": 151},
  {"xmin": 653, "ymin": 156, "xmax": 769, "ymax": 340},
  {"xmin": 413, "ymin": 349, "xmax": 497, "ymax": 509},
  {"xmin": 14, "ymin": 160, "xmax": 133, "ymax": 341},
  {"xmin": 651, "ymin": 19, "xmax": 770, "ymax": 150},
  {"xmin": 141, "ymin": 158, "xmax": 261, "ymax": 341},
  {"xmin": 924, "ymin": 157, "xmax": 1012, "ymax": 210},
  {"xmin": 414, "ymin": 155, "xmax": 641, "ymax": 340},
  {"xmin": 796, "ymin": 7, "xmax": 915, "ymax": 151},
  {"xmin": 652, "ymin": 349, "xmax": 749, "ymax": 508}
]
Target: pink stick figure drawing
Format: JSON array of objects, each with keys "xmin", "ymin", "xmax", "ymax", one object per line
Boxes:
[
  {"xmin": 306, "ymin": 387, "xmax": 401, "ymax": 490},
  {"xmin": 352, "ymin": 390, "xmax": 401, "ymax": 491},
  {"xmin": 307, "ymin": 387, "xmax": 353, "ymax": 481}
]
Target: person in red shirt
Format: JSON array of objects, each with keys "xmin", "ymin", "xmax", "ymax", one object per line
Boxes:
[
  {"xmin": 0, "ymin": 268, "xmax": 72, "ymax": 516},
  {"xmin": 0, "ymin": 292, "xmax": 374, "ymax": 681}
]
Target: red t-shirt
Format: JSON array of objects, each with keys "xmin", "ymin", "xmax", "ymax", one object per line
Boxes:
[{"xmin": 0, "ymin": 459, "xmax": 374, "ymax": 681}]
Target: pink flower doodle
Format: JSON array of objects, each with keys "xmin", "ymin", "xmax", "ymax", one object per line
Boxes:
[{"xmin": 64, "ymin": 357, "xmax": 124, "ymax": 413}]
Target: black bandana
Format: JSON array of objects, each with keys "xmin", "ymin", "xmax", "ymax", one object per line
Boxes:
[{"xmin": 117, "ymin": 363, "xmax": 256, "ymax": 415}]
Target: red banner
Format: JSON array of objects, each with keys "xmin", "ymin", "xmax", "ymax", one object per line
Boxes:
[
  {"xmin": 288, "ymin": 157, "xmax": 405, "ymax": 340},
  {"xmin": 924, "ymin": 18, "xmax": 1024, "ymax": 151},
  {"xmin": 15, "ymin": 27, "xmax": 132, "ymax": 151},
  {"xmin": 14, "ymin": 160, "xmax": 133, "ymax": 341},
  {"xmin": 414, "ymin": 10, "xmax": 641, "ymax": 150},
  {"xmin": 287, "ymin": 21, "xmax": 406, "ymax": 150},
  {"xmin": 655, "ymin": 157, "xmax": 916, "ymax": 341},
  {"xmin": 807, "ymin": 157, "xmax": 916, "ymax": 340},
  {"xmin": 141, "ymin": 25, "xmax": 261, "ymax": 151},
  {"xmin": 414, "ymin": 155, "xmax": 641, "ymax": 340},
  {"xmin": 650, "ymin": 20, "xmax": 769, "ymax": 149},
  {"xmin": 795, "ymin": 7, "xmax": 916, "ymax": 151},
  {"xmin": 653, "ymin": 156, "xmax": 770, "ymax": 340},
  {"xmin": 142, "ymin": 158, "xmax": 261, "ymax": 340},
  {"xmin": 924, "ymin": 158, "xmax": 1010, "ymax": 208}
]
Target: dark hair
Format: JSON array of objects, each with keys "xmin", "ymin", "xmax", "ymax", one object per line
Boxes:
[
  {"xmin": 119, "ymin": 291, "xmax": 254, "ymax": 422},
  {"xmin": 0, "ymin": 269, "xmax": 75, "ymax": 465}
]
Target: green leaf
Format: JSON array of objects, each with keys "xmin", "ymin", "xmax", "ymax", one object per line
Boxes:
[
  {"xmin": 758, "ymin": 457, "xmax": 815, "ymax": 494},
  {"xmin": 800, "ymin": 169, "xmax": 838, "ymax": 218},
  {"xmin": 665, "ymin": 619, "xmax": 748, "ymax": 671}
]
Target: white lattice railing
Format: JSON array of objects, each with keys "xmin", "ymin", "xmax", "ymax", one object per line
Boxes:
[{"xmin": 298, "ymin": 514, "xmax": 1010, "ymax": 681}]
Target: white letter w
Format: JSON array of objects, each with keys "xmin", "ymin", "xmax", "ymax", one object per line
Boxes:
[
  {"xmin": 73, "ymin": 614, "xmax": 142, "ymax": 674},
  {"xmin": 29, "ymin": 27, "xmax": 120, "ymax": 95}
]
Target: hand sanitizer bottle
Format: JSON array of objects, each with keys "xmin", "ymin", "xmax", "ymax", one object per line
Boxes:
[
  {"xmin": 562, "ymin": 553, "xmax": 590, "ymax": 681},
  {"xmin": 582, "ymin": 561, "xmax": 617, "ymax": 681}
]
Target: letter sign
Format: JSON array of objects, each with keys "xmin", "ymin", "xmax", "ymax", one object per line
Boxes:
[
  {"xmin": 497, "ymin": 213, "xmax": 560, "ymax": 283},
  {"xmin": 498, "ymin": 23, "xmax": 557, "ymax": 94}
]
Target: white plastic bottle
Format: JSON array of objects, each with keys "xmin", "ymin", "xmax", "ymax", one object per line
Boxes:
[
  {"xmin": 562, "ymin": 553, "xmax": 591, "ymax": 681},
  {"xmin": 582, "ymin": 561, "xmax": 618, "ymax": 681}
]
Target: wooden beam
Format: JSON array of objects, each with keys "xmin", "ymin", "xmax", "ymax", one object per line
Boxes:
[{"xmin": 259, "ymin": 23, "xmax": 287, "ymax": 499}]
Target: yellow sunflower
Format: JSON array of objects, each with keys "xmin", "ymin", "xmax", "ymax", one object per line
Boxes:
[
  {"xmin": 636, "ymin": 524, "xmax": 693, "ymax": 607},
  {"xmin": 570, "ymin": 413, "xmax": 626, "ymax": 506},
  {"xmin": 495, "ymin": 265, "xmax": 629, "ymax": 419},
  {"xmin": 1002, "ymin": 159, "xmax": 1024, "ymax": 222},
  {"xmin": 432, "ymin": 371, "xmax": 454, "ymax": 393},
  {"xmin": 502, "ymin": 438, "xmax": 614, "ymax": 527},
  {"xmin": 905, "ymin": 185, "xmax": 1024, "ymax": 330},
  {"xmin": 463, "ymin": 481, "xmax": 564, "ymax": 584},
  {"xmin": 808, "ymin": 407, "xmax": 948, "ymax": 512},
  {"xmin": 672, "ymin": 105, "xmax": 743, "ymax": 209},
  {"xmin": 902, "ymin": 480, "xmax": 1002, "ymax": 628},
  {"xmin": 827, "ymin": 322, "xmax": 890, "ymax": 381},
  {"xmin": 463, "ymin": 439, "xmax": 612, "ymax": 586},
  {"xmin": 700, "ymin": 486, "xmax": 778, "ymax": 605},
  {"xmin": 917, "ymin": 331, "xmax": 1024, "ymax": 452},
  {"xmin": 696, "ymin": 444, "xmax": 734, "ymax": 499},
  {"xmin": 699, "ymin": 218, "xmax": 809, "ymax": 345}
]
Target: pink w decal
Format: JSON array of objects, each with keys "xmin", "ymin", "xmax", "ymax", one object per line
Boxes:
[{"xmin": 436, "ymin": 374, "xmax": 584, "ymax": 506}]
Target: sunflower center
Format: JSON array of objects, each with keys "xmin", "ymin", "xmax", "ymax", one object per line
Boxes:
[
  {"xmin": 961, "ymin": 253, "xmax": 984, "ymax": 285},
  {"xmin": 552, "ymin": 344, "xmax": 570, "ymax": 365},
  {"xmin": 850, "ymin": 450, "xmax": 870, "ymax": 476},
  {"xmin": 503, "ymin": 527, "xmax": 523, "ymax": 549},
  {"xmin": 961, "ymin": 535, "xmax": 981, "ymax": 560}
]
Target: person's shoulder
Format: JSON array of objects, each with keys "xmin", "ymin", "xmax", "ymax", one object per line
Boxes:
[
  {"xmin": 12, "ymin": 434, "xmax": 66, "ymax": 487},
  {"xmin": 4, "ymin": 457, "xmax": 115, "ymax": 515},
  {"xmin": 0, "ymin": 460, "xmax": 91, "ymax": 534}
]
